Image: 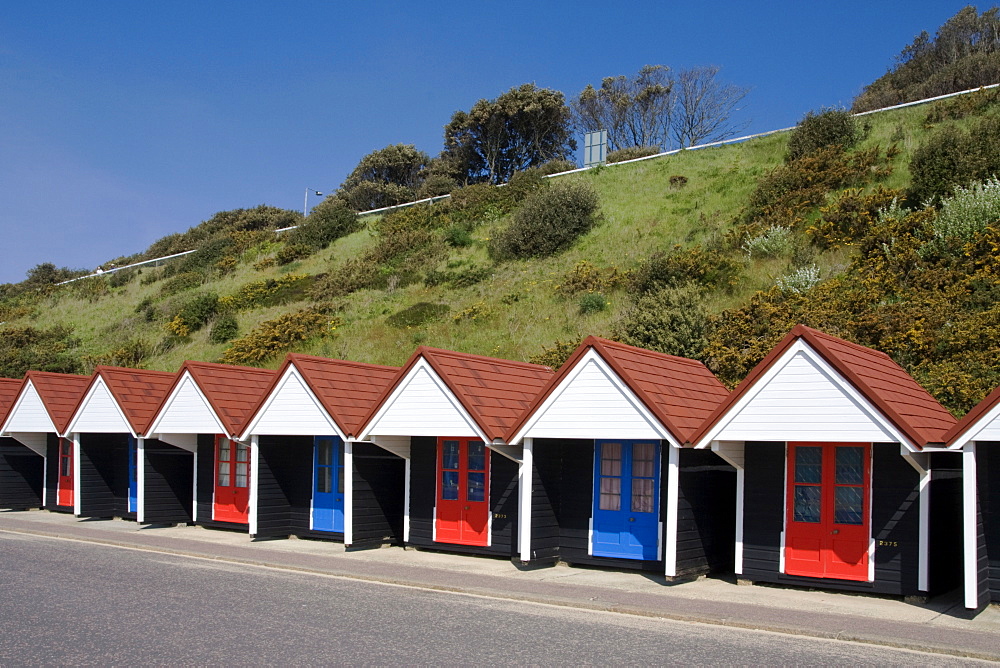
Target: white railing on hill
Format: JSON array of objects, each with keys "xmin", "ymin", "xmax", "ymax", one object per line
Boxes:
[{"xmin": 55, "ymin": 83, "xmax": 1000, "ymax": 286}]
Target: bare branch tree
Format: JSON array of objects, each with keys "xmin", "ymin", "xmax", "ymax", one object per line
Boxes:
[
  {"xmin": 672, "ymin": 65, "xmax": 750, "ymax": 149},
  {"xmin": 571, "ymin": 65, "xmax": 675, "ymax": 151}
]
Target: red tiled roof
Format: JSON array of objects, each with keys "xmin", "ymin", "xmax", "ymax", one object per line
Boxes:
[
  {"xmin": 688, "ymin": 325, "xmax": 956, "ymax": 448},
  {"xmin": 249, "ymin": 354, "xmax": 399, "ymax": 438},
  {"xmin": 944, "ymin": 384, "xmax": 1000, "ymax": 446},
  {"xmin": 0, "ymin": 378, "xmax": 24, "ymax": 425},
  {"xmin": 23, "ymin": 371, "xmax": 92, "ymax": 434},
  {"xmin": 364, "ymin": 347, "xmax": 554, "ymax": 442},
  {"xmin": 505, "ymin": 337, "xmax": 730, "ymax": 444},
  {"xmin": 167, "ymin": 361, "xmax": 276, "ymax": 438},
  {"xmin": 83, "ymin": 366, "xmax": 177, "ymax": 435}
]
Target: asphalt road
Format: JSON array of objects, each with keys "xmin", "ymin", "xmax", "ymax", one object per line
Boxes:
[{"xmin": 0, "ymin": 531, "xmax": 988, "ymax": 665}]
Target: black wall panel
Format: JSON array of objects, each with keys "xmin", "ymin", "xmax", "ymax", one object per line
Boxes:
[
  {"xmin": 143, "ymin": 440, "xmax": 193, "ymax": 524},
  {"xmin": 351, "ymin": 441, "xmax": 404, "ymax": 547},
  {"xmin": 0, "ymin": 438, "xmax": 43, "ymax": 509}
]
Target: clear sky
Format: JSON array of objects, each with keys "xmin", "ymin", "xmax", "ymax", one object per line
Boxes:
[{"xmin": 0, "ymin": 1, "xmax": 982, "ymax": 284}]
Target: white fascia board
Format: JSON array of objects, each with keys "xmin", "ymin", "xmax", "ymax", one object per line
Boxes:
[
  {"xmin": 64, "ymin": 376, "xmax": 136, "ymax": 437},
  {"xmin": 146, "ymin": 371, "xmax": 227, "ymax": 437},
  {"xmin": 693, "ymin": 339, "xmax": 913, "ymax": 450},
  {"xmin": 356, "ymin": 357, "xmax": 488, "ymax": 443},
  {"xmin": 239, "ymin": 364, "xmax": 344, "ymax": 441},
  {"xmin": 511, "ymin": 348, "xmax": 674, "ymax": 445},
  {"xmin": 948, "ymin": 400, "xmax": 1000, "ymax": 450},
  {"xmin": 1, "ymin": 381, "xmax": 57, "ymax": 436}
]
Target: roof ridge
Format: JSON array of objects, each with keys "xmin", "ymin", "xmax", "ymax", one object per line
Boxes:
[
  {"xmin": 594, "ymin": 337, "xmax": 710, "ymax": 367},
  {"xmin": 289, "ymin": 353, "xmax": 399, "ymax": 372},
  {"xmin": 418, "ymin": 346, "xmax": 551, "ymax": 371}
]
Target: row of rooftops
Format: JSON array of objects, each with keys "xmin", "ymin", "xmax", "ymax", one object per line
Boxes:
[{"xmin": 0, "ymin": 324, "xmax": 992, "ymax": 450}]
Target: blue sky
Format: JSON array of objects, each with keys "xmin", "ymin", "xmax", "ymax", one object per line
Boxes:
[{"xmin": 0, "ymin": 1, "xmax": 980, "ymax": 284}]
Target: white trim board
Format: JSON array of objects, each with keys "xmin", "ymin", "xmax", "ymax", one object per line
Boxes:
[
  {"xmin": 949, "ymin": 400, "xmax": 1000, "ymax": 450},
  {"xmin": 694, "ymin": 340, "xmax": 913, "ymax": 450},
  {"xmin": 511, "ymin": 349, "xmax": 675, "ymax": 445}
]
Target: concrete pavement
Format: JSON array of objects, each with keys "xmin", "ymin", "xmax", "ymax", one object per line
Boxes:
[{"xmin": 1, "ymin": 509, "xmax": 997, "ymax": 661}]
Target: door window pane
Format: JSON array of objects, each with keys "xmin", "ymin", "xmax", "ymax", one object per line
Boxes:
[
  {"xmin": 317, "ymin": 466, "xmax": 332, "ymax": 494},
  {"xmin": 442, "ymin": 441, "xmax": 459, "ymax": 471},
  {"xmin": 467, "ymin": 441, "xmax": 486, "ymax": 472},
  {"xmin": 338, "ymin": 463, "xmax": 345, "ymax": 495},
  {"xmin": 60, "ymin": 454, "xmax": 70, "ymax": 477},
  {"xmin": 467, "ymin": 472, "xmax": 486, "ymax": 502},
  {"xmin": 793, "ymin": 485, "xmax": 821, "ymax": 523},
  {"xmin": 219, "ymin": 440, "xmax": 230, "ymax": 462},
  {"xmin": 631, "ymin": 477, "xmax": 655, "ymax": 513},
  {"xmin": 794, "ymin": 447, "xmax": 822, "ymax": 483},
  {"xmin": 217, "ymin": 461, "xmax": 230, "ymax": 487},
  {"xmin": 599, "ymin": 477, "xmax": 621, "ymax": 511},
  {"xmin": 835, "ymin": 486, "xmax": 864, "ymax": 525},
  {"xmin": 600, "ymin": 443, "xmax": 622, "ymax": 477},
  {"xmin": 632, "ymin": 442, "xmax": 655, "ymax": 478},
  {"xmin": 318, "ymin": 440, "xmax": 332, "ymax": 466},
  {"xmin": 235, "ymin": 462, "xmax": 248, "ymax": 487},
  {"xmin": 236, "ymin": 442, "xmax": 249, "ymax": 463},
  {"xmin": 441, "ymin": 471, "xmax": 459, "ymax": 500},
  {"xmin": 835, "ymin": 447, "xmax": 864, "ymax": 485},
  {"xmin": 61, "ymin": 440, "xmax": 70, "ymax": 457}
]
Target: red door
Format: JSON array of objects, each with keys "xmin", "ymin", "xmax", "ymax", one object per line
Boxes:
[
  {"xmin": 213, "ymin": 436, "xmax": 250, "ymax": 523},
  {"xmin": 435, "ymin": 438, "xmax": 490, "ymax": 546},
  {"xmin": 56, "ymin": 437, "xmax": 74, "ymax": 508},
  {"xmin": 785, "ymin": 442, "xmax": 871, "ymax": 581}
]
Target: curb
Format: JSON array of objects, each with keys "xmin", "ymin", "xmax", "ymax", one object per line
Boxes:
[{"xmin": 2, "ymin": 524, "xmax": 997, "ymax": 662}]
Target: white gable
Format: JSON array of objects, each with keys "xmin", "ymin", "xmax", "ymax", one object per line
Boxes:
[
  {"xmin": 66, "ymin": 377, "xmax": 132, "ymax": 435},
  {"xmin": 361, "ymin": 360, "xmax": 483, "ymax": 440},
  {"xmin": 514, "ymin": 351, "xmax": 669, "ymax": 443},
  {"xmin": 148, "ymin": 372, "xmax": 225, "ymax": 436},
  {"xmin": 1, "ymin": 382, "xmax": 57, "ymax": 434},
  {"xmin": 708, "ymin": 341, "xmax": 907, "ymax": 446},
  {"xmin": 952, "ymin": 400, "xmax": 1000, "ymax": 449},
  {"xmin": 243, "ymin": 366, "xmax": 341, "ymax": 438}
]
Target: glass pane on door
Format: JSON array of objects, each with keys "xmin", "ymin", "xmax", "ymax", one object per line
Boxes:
[{"xmin": 793, "ymin": 485, "xmax": 821, "ymax": 522}]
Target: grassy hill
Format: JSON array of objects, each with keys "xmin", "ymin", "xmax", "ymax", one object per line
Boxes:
[{"xmin": 3, "ymin": 91, "xmax": 1000, "ymax": 416}]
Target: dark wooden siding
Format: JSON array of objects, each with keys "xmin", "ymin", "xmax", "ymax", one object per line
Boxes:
[
  {"xmin": 255, "ymin": 436, "xmax": 312, "ymax": 538},
  {"xmin": 675, "ymin": 448, "xmax": 736, "ymax": 576},
  {"xmin": 928, "ymin": 451, "xmax": 963, "ymax": 596},
  {"xmin": 528, "ymin": 439, "xmax": 565, "ymax": 562},
  {"xmin": 0, "ymin": 438, "xmax": 43, "ymax": 509},
  {"xmin": 407, "ymin": 436, "xmax": 518, "ymax": 557},
  {"xmin": 78, "ymin": 433, "xmax": 131, "ymax": 520},
  {"xmin": 350, "ymin": 441, "xmax": 404, "ymax": 547},
  {"xmin": 981, "ymin": 443, "xmax": 1000, "ymax": 603},
  {"xmin": 143, "ymin": 440, "xmax": 193, "ymax": 524},
  {"xmin": 743, "ymin": 442, "xmax": 924, "ymax": 596}
]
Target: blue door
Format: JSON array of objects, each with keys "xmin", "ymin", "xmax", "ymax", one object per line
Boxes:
[
  {"xmin": 312, "ymin": 436, "xmax": 344, "ymax": 533},
  {"xmin": 592, "ymin": 440, "xmax": 660, "ymax": 560},
  {"xmin": 127, "ymin": 436, "xmax": 138, "ymax": 514}
]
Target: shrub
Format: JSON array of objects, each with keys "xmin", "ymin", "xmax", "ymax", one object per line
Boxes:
[
  {"xmin": 807, "ymin": 186, "xmax": 904, "ymax": 249},
  {"xmin": 786, "ymin": 109, "xmax": 862, "ymax": 161},
  {"xmin": 578, "ymin": 292, "xmax": 607, "ymax": 314},
  {"xmin": 488, "ymin": 181, "xmax": 599, "ymax": 260},
  {"xmin": 0, "ymin": 325, "xmax": 82, "ymax": 377},
  {"xmin": 220, "ymin": 306, "xmax": 338, "ymax": 365},
  {"xmin": 386, "ymin": 302, "xmax": 450, "ymax": 328},
  {"xmin": 416, "ymin": 173, "xmax": 457, "ymax": 199},
  {"xmin": 209, "ymin": 314, "xmax": 239, "ymax": 343},
  {"xmin": 160, "ymin": 271, "xmax": 204, "ymax": 297},
  {"xmin": 909, "ymin": 115, "xmax": 1000, "ymax": 204},
  {"xmin": 80, "ymin": 338, "xmax": 151, "ymax": 372},
  {"xmin": 613, "ymin": 285, "xmax": 708, "ymax": 359},
  {"xmin": 630, "ymin": 245, "xmax": 740, "ymax": 295},
  {"xmin": 253, "ymin": 257, "xmax": 276, "ymax": 271},
  {"xmin": 284, "ymin": 198, "xmax": 361, "ymax": 250},
  {"xmin": 452, "ymin": 302, "xmax": 492, "ymax": 323},
  {"xmin": 535, "ymin": 159, "xmax": 578, "ymax": 175},
  {"xmin": 528, "ymin": 338, "xmax": 581, "ymax": 369},
  {"xmin": 669, "ymin": 175, "xmax": 689, "ymax": 189},
  {"xmin": 218, "ymin": 274, "xmax": 312, "ymax": 312},
  {"xmin": 176, "ymin": 292, "xmax": 219, "ymax": 332},
  {"xmin": 776, "ymin": 265, "xmax": 822, "ymax": 294},
  {"xmin": 742, "ymin": 226, "xmax": 792, "ymax": 258},
  {"xmin": 924, "ymin": 87, "xmax": 1000, "ymax": 123},
  {"xmin": 444, "ymin": 225, "xmax": 473, "ymax": 247},
  {"xmin": 921, "ymin": 177, "xmax": 1000, "ymax": 257},
  {"xmin": 555, "ymin": 261, "xmax": 629, "ymax": 296},
  {"xmin": 424, "ymin": 263, "xmax": 491, "ymax": 289},
  {"xmin": 607, "ymin": 146, "xmax": 660, "ymax": 163},
  {"xmin": 173, "ymin": 235, "xmax": 237, "ymax": 274},
  {"xmin": 275, "ymin": 243, "xmax": 312, "ymax": 265}
]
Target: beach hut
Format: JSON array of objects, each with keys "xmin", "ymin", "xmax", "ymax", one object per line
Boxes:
[
  {"xmin": 356, "ymin": 347, "xmax": 553, "ymax": 557},
  {"xmin": 146, "ymin": 361, "xmax": 274, "ymax": 531},
  {"xmin": 0, "ymin": 377, "xmax": 43, "ymax": 510},
  {"xmin": 239, "ymin": 354, "xmax": 401, "ymax": 544},
  {"xmin": 505, "ymin": 337, "xmax": 734, "ymax": 576},
  {"xmin": 689, "ymin": 325, "xmax": 960, "ymax": 598},
  {"xmin": 62, "ymin": 366, "xmax": 177, "ymax": 521},
  {"xmin": 943, "ymin": 385, "xmax": 1000, "ymax": 609},
  {"xmin": 0, "ymin": 371, "xmax": 91, "ymax": 514}
]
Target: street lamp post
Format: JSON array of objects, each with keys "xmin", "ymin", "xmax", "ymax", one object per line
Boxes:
[{"xmin": 303, "ymin": 188, "xmax": 323, "ymax": 217}]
